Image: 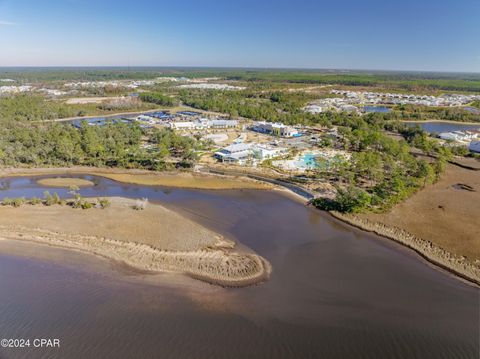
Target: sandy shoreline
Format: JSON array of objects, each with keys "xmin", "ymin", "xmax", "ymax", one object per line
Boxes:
[{"xmin": 0, "ymin": 197, "xmax": 271, "ymax": 287}]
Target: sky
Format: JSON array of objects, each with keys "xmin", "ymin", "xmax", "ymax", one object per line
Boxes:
[{"xmin": 0, "ymin": 0, "xmax": 479, "ymax": 72}]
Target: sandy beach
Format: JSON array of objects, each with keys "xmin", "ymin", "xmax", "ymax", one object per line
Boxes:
[{"xmin": 0, "ymin": 197, "xmax": 271, "ymax": 287}]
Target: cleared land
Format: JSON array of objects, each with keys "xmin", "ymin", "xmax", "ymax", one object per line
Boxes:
[
  {"xmin": 65, "ymin": 97, "xmax": 124, "ymax": 104},
  {"xmin": 0, "ymin": 197, "xmax": 270, "ymax": 286}
]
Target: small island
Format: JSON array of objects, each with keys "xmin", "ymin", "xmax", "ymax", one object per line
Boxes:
[
  {"xmin": 0, "ymin": 195, "xmax": 271, "ymax": 287},
  {"xmin": 37, "ymin": 177, "xmax": 95, "ymax": 187}
]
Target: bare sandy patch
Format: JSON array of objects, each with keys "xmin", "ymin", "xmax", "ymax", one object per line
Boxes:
[
  {"xmin": 37, "ymin": 177, "xmax": 95, "ymax": 188},
  {"xmin": 65, "ymin": 97, "xmax": 122, "ymax": 104}
]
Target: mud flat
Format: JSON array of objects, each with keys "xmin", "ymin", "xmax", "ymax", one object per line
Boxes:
[
  {"xmin": 37, "ymin": 177, "xmax": 95, "ymax": 187},
  {"xmin": 0, "ymin": 167, "xmax": 271, "ymax": 190},
  {"xmin": 0, "ymin": 198, "xmax": 270, "ymax": 287}
]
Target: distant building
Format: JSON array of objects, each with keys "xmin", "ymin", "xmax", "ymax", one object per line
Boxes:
[
  {"xmin": 252, "ymin": 121, "xmax": 299, "ymax": 137},
  {"xmin": 169, "ymin": 121, "xmax": 202, "ymax": 130},
  {"xmin": 207, "ymin": 119, "xmax": 238, "ymax": 129},
  {"xmin": 214, "ymin": 143, "xmax": 286, "ymax": 164},
  {"xmin": 251, "ymin": 144, "xmax": 286, "ymax": 160},
  {"xmin": 72, "ymin": 117, "xmax": 131, "ymax": 128},
  {"xmin": 469, "ymin": 141, "xmax": 480, "ymax": 153},
  {"xmin": 169, "ymin": 118, "xmax": 238, "ymax": 131},
  {"xmin": 214, "ymin": 143, "xmax": 252, "ymax": 163},
  {"xmin": 176, "ymin": 111, "xmax": 201, "ymax": 117},
  {"xmin": 439, "ymin": 131, "xmax": 478, "ymax": 142},
  {"xmin": 304, "ymin": 105, "xmax": 325, "ymax": 114},
  {"xmin": 338, "ymin": 104, "xmax": 358, "ymax": 113}
]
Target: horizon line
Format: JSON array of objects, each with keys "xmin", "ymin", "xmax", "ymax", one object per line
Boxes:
[{"xmin": 0, "ymin": 65, "xmax": 479, "ymax": 75}]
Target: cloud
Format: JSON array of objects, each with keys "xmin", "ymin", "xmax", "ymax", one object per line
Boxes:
[{"xmin": 0, "ymin": 20, "xmax": 16, "ymax": 26}]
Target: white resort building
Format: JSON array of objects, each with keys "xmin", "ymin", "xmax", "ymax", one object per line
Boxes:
[
  {"xmin": 252, "ymin": 121, "xmax": 299, "ymax": 137},
  {"xmin": 214, "ymin": 143, "xmax": 286, "ymax": 164},
  {"xmin": 214, "ymin": 143, "xmax": 253, "ymax": 163},
  {"xmin": 169, "ymin": 118, "xmax": 239, "ymax": 131}
]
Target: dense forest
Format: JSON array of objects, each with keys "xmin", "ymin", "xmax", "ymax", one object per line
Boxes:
[
  {"xmin": 310, "ymin": 115, "xmax": 451, "ymax": 213},
  {"xmin": 179, "ymin": 89, "xmax": 315, "ymax": 124},
  {"xmin": 0, "ymin": 96, "xmax": 205, "ymax": 170},
  {"xmin": 139, "ymin": 92, "xmax": 177, "ymax": 107},
  {"xmin": 0, "ymin": 94, "xmax": 155, "ymax": 121}
]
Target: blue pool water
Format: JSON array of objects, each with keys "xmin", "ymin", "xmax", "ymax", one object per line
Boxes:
[{"xmin": 296, "ymin": 153, "xmax": 320, "ymax": 169}]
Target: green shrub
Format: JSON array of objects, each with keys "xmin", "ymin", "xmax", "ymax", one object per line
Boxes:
[
  {"xmin": 30, "ymin": 197, "xmax": 41, "ymax": 205},
  {"xmin": 12, "ymin": 197, "xmax": 25, "ymax": 207},
  {"xmin": 52, "ymin": 192, "xmax": 61, "ymax": 205},
  {"xmin": 2, "ymin": 197, "xmax": 13, "ymax": 206},
  {"xmin": 43, "ymin": 191, "xmax": 55, "ymax": 206},
  {"xmin": 1, "ymin": 197, "xmax": 25, "ymax": 207},
  {"xmin": 97, "ymin": 198, "xmax": 110, "ymax": 209},
  {"xmin": 80, "ymin": 201, "xmax": 93, "ymax": 209},
  {"xmin": 312, "ymin": 186, "xmax": 372, "ymax": 213},
  {"xmin": 70, "ymin": 193, "xmax": 82, "ymax": 208}
]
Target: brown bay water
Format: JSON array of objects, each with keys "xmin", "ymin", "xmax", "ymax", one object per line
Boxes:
[{"xmin": 0, "ymin": 175, "xmax": 478, "ymax": 359}]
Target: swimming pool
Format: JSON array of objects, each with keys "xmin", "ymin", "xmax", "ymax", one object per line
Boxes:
[{"xmin": 296, "ymin": 153, "xmax": 319, "ymax": 169}]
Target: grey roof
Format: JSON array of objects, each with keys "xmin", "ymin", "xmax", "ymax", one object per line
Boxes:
[{"xmin": 222, "ymin": 143, "xmax": 251, "ymax": 153}]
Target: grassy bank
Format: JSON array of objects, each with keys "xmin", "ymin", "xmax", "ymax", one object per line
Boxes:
[
  {"xmin": 0, "ymin": 197, "xmax": 271, "ymax": 287},
  {"xmin": 330, "ymin": 211, "xmax": 479, "ymax": 285}
]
